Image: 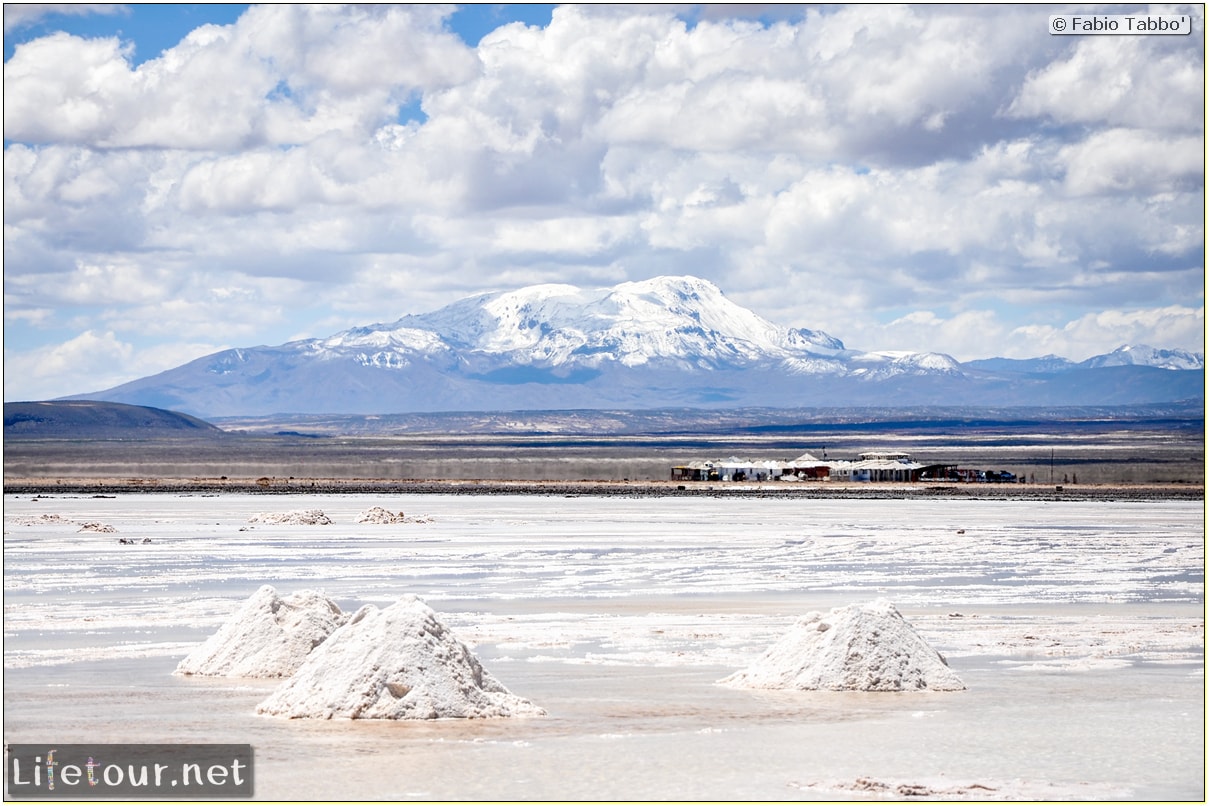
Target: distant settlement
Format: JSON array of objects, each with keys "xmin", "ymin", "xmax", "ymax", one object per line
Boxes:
[{"xmin": 671, "ymin": 451, "xmax": 1019, "ymax": 484}]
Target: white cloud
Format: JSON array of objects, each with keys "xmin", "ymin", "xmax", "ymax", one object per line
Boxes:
[
  {"xmin": 871, "ymin": 309, "xmax": 1006, "ymax": 359},
  {"xmin": 2, "ymin": 4, "xmax": 127, "ymax": 33},
  {"xmin": 490, "ymin": 216, "xmax": 637, "ymax": 256},
  {"xmin": 1060, "ymin": 128, "xmax": 1204, "ymax": 196},
  {"xmin": 1008, "ymin": 31, "xmax": 1204, "ymax": 132},
  {"xmin": 4, "ymin": 329, "xmax": 242, "ymax": 401},
  {"xmin": 1008, "ymin": 305, "xmax": 1206, "ymax": 363},
  {"xmin": 4, "ymin": 330, "xmax": 133, "ymax": 400},
  {"xmin": 2, "ymin": 5, "xmax": 476, "ymax": 149},
  {"xmin": 1, "ymin": 3, "xmax": 1204, "ymax": 402},
  {"xmin": 3, "ymin": 307, "xmax": 55, "ymax": 327},
  {"xmin": 869, "ymin": 305, "xmax": 1205, "ymax": 363}
]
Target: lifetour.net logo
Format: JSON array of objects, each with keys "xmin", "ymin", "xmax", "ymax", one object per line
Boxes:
[{"xmin": 6, "ymin": 744, "xmax": 253, "ymax": 799}]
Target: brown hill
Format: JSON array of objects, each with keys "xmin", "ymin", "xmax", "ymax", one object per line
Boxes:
[{"xmin": 4, "ymin": 400, "xmax": 223, "ymax": 439}]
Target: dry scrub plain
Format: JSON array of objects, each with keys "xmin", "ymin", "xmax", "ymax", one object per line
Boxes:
[{"xmin": 4, "ymin": 418, "xmax": 1203, "ymax": 497}]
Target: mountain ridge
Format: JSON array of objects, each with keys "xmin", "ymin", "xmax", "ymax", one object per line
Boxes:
[{"xmin": 70, "ymin": 276, "xmax": 1204, "ymax": 417}]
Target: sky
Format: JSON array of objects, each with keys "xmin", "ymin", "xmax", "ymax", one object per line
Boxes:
[{"xmin": 3, "ymin": 3, "xmax": 1205, "ymax": 401}]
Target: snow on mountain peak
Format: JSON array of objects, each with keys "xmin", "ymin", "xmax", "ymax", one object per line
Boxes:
[
  {"xmin": 308, "ymin": 275, "xmax": 1207, "ymax": 383},
  {"xmin": 356, "ymin": 275, "xmax": 851, "ymax": 371},
  {"xmin": 1081, "ymin": 344, "xmax": 1205, "ymax": 370}
]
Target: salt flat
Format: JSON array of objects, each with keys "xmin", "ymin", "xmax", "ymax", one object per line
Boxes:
[{"xmin": 3, "ymin": 492, "xmax": 1204, "ymax": 800}]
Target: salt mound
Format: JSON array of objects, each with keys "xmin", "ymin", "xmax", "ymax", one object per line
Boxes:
[
  {"xmin": 256, "ymin": 595, "xmax": 546, "ymax": 720},
  {"xmin": 175, "ymin": 585, "xmax": 346, "ymax": 678},
  {"xmin": 248, "ymin": 509, "xmax": 332, "ymax": 525},
  {"xmin": 356, "ymin": 506, "xmax": 408, "ymax": 524},
  {"xmin": 14, "ymin": 513, "xmax": 74, "ymax": 525},
  {"xmin": 355, "ymin": 507, "xmax": 433, "ymax": 524},
  {"xmin": 721, "ymin": 600, "xmax": 965, "ymax": 692}
]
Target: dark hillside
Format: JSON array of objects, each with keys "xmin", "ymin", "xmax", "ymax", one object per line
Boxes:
[{"xmin": 4, "ymin": 400, "xmax": 223, "ymax": 439}]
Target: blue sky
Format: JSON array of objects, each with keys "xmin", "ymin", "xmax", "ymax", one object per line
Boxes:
[
  {"xmin": 3, "ymin": 3, "xmax": 1204, "ymax": 401},
  {"xmin": 4, "ymin": 4, "xmax": 247, "ymax": 62}
]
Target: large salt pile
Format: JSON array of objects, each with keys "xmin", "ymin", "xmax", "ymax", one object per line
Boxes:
[
  {"xmin": 175, "ymin": 585, "xmax": 346, "ymax": 678},
  {"xmin": 721, "ymin": 600, "xmax": 965, "ymax": 692},
  {"xmin": 256, "ymin": 595, "xmax": 546, "ymax": 720}
]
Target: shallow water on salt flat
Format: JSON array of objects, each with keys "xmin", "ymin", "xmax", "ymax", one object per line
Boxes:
[{"xmin": 3, "ymin": 493, "xmax": 1204, "ymax": 800}]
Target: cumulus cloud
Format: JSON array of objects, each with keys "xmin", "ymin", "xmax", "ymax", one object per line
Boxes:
[
  {"xmin": 2, "ymin": 3, "xmax": 1204, "ymax": 401},
  {"xmin": 1008, "ymin": 30, "xmax": 1205, "ymax": 132},
  {"xmin": 1009, "ymin": 305, "xmax": 1206, "ymax": 362},
  {"xmin": 3, "ymin": 330, "xmax": 134, "ymax": 400},
  {"xmin": 12, "ymin": 332, "xmax": 230, "ymax": 401},
  {"xmin": 3, "ymin": 5, "xmax": 476, "ymax": 149},
  {"xmin": 870, "ymin": 305, "xmax": 1205, "ymax": 363},
  {"xmin": 1059, "ymin": 128, "xmax": 1204, "ymax": 196}
]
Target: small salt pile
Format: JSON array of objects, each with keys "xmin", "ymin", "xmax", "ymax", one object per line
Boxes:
[
  {"xmin": 247, "ymin": 509, "xmax": 332, "ymax": 525},
  {"xmin": 175, "ymin": 585, "xmax": 346, "ymax": 678},
  {"xmin": 721, "ymin": 599, "xmax": 965, "ymax": 692},
  {"xmin": 356, "ymin": 506, "xmax": 408, "ymax": 524},
  {"xmin": 256, "ymin": 595, "xmax": 546, "ymax": 720}
]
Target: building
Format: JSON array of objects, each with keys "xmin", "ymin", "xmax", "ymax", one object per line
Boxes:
[
  {"xmin": 671, "ymin": 450, "xmax": 993, "ymax": 483},
  {"xmin": 826, "ymin": 451, "xmax": 927, "ymax": 482},
  {"xmin": 790, "ymin": 452, "xmax": 831, "ymax": 479},
  {"xmin": 670, "ymin": 461, "xmax": 717, "ymax": 482}
]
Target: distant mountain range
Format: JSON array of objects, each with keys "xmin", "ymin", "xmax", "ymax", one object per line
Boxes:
[
  {"xmin": 67, "ymin": 276, "xmax": 1204, "ymax": 417},
  {"xmin": 966, "ymin": 345, "xmax": 1205, "ymax": 373}
]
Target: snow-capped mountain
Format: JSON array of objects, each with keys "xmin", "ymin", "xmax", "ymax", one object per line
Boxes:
[
  {"xmin": 72, "ymin": 276, "xmax": 1204, "ymax": 417},
  {"xmin": 310, "ymin": 276, "xmax": 849, "ymax": 374},
  {"xmin": 966, "ymin": 345, "xmax": 1205, "ymax": 375},
  {"xmin": 1079, "ymin": 344, "xmax": 1205, "ymax": 371}
]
